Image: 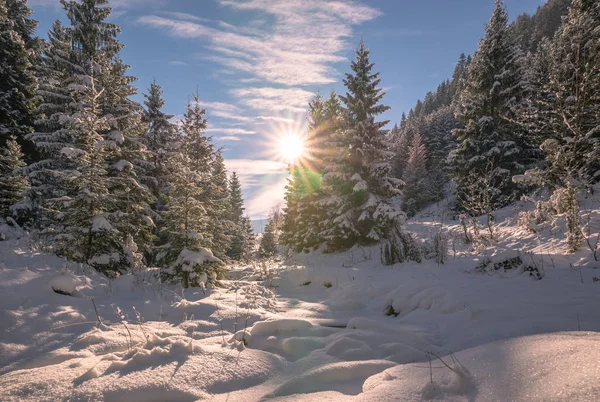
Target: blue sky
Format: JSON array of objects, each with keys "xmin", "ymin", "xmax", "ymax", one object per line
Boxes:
[{"xmin": 29, "ymin": 0, "xmax": 544, "ymax": 219}]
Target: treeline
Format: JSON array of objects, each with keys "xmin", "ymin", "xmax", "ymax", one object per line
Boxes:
[
  {"xmin": 279, "ymin": 0, "xmax": 600, "ymax": 258},
  {"xmin": 0, "ymin": 0, "xmax": 255, "ymax": 286}
]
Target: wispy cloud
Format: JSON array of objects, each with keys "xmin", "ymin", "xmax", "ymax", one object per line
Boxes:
[
  {"xmin": 139, "ymin": 0, "xmax": 381, "ymax": 86},
  {"xmin": 30, "ymin": 0, "xmax": 166, "ymax": 9},
  {"xmin": 245, "ymin": 176, "xmax": 288, "ymax": 218},
  {"xmin": 231, "ymin": 87, "xmax": 314, "ymax": 113},
  {"xmin": 256, "ymin": 115, "xmax": 296, "ymax": 124},
  {"xmin": 217, "ymin": 136, "xmax": 242, "ymax": 142},
  {"xmin": 206, "ymin": 128, "xmax": 257, "ymax": 135},
  {"xmin": 168, "ymin": 60, "xmax": 187, "ymax": 66}
]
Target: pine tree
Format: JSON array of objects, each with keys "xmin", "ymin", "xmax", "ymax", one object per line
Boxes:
[
  {"xmin": 208, "ymin": 151, "xmax": 231, "ymax": 258},
  {"xmin": 259, "ymin": 214, "xmax": 278, "ymax": 258},
  {"xmin": 452, "ymin": 0, "xmax": 527, "ymax": 213},
  {"xmin": 61, "ymin": 0, "xmax": 154, "ymax": 267},
  {"xmin": 0, "ymin": 0, "xmax": 40, "ymax": 160},
  {"xmin": 526, "ymin": 0, "xmax": 600, "ymax": 187},
  {"xmin": 158, "ymin": 100, "xmax": 223, "ymax": 287},
  {"xmin": 403, "ymin": 132, "xmax": 428, "ymax": 216},
  {"xmin": 226, "ymin": 172, "xmax": 253, "ymax": 260},
  {"xmin": 141, "ymin": 80, "xmax": 174, "ymax": 205},
  {"xmin": 0, "ymin": 135, "xmax": 27, "ymax": 220},
  {"xmin": 26, "ymin": 20, "xmax": 76, "ymax": 228},
  {"xmin": 241, "ymin": 216, "xmax": 255, "ymax": 259},
  {"xmin": 53, "ymin": 72, "xmax": 126, "ymax": 275},
  {"xmin": 321, "ymin": 43, "xmax": 410, "ymax": 263}
]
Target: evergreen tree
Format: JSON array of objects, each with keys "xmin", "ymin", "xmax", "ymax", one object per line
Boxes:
[
  {"xmin": 403, "ymin": 132, "xmax": 428, "ymax": 216},
  {"xmin": 452, "ymin": 0, "xmax": 527, "ymax": 213},
  {"xmin": 241, "ymin": 216, "xmax": 255, "ymax": 259},
  {"xmin": 0, "ymin": 0, "xmax": 40, "ymax": 160},
  {"xmin": 53, "ymin": 72, "xmax": 126, "ymax": 275},
  {"xmin": 0, "ymin": 135, "xmax": 27, "ymax": 220},
  {"xmin": 208, "ymin": 150, "xmax": 231, "ymax": 258},
  {"xmin": 321, "ymin": 43, "xmax": 411, "ymax": 263},
  {"xmin": 26, "ymin": 20, "xmax": 76, "ymax": 228},
  {"xmin": 525, "ymin": 0, "xmax": 600, "ymax": 186},
  {"xmin": 141, "ymin": 80, "xmax": 174, "ymax": 205},
  {"xmin": 259, "ymin": 214, "xmax": 278, "ymax": 258},
  {"xmin": 158, "ymin": 100, "xmax": 223, "ymax": 287}
]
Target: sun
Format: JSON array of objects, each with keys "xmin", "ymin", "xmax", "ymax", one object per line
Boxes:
[{"xmin": 279, "ymin": 134, "xmax": 305, "ymax": 163}]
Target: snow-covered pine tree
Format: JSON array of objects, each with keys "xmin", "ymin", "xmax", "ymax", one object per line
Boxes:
[
  {"xmin": 452, "ymin": 0, "xmax": 527, "ymax": 213},
  {"xmin": 0, "ymin": 0, "xmax": 40, "ymax": 160},
  {"xmin": 259, "ymin": 213, "xmax": 278, "ymax": 258},
  {"xmin": 321, "ymin": 42, "xmax": 413, "ymax": 263},
  {"xmin": 207, "ymin": 150, "xmax": 232, "ymax": 258},
  {"xmin": 26, "ymin": 20, "xmax": 77, "ymax": 229},
  {"xmin": 241, "ymin": 216, "xmax": 255, "ymax": 259},
  {"xmin": 0, "ymin": 135, "xmax": 27, "ymax": 220},
  {"xmin": 420, "ymin": 106, "xmax": 459, "ymax": 202},
  {"xmin": 62, "ymin": 0, "xmax": 154, "ymax": 267},
  {"xmin": 517, "ymin": 0, "xmax": 600, "ymax": 251},
  {"xmin": 158, "ymin": 98, "xmax": 223, "ymax": 287},
  {"xmin": 403, "ymin": 132, "xmax": 428, "ymax": 217},
  {"xmin": 141, "ymin": 80, "xmax": 175, "ymax": 207},
  {"xmin": 530, "ymin": 0, "xmax": 600, "ymax": 186},
  {"xmin": 226, "ymin": 171, "xmax": 246, "ymax": 260},
  {"xmin": 53, "ymin": 69, "xmax": 126, "ymax": 275}
]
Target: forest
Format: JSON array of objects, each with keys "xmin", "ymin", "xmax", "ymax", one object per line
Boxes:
[{"xmin": 1, "ymin": 1, "xmax": 600, "ymax": 400}]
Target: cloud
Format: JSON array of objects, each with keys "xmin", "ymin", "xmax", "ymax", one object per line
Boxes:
[
  {"xmin": 168, "ymin": 60, "xmax": 187, "ymax": 66},
  {"xmin": 224, "ymin": 159, "xmax": 287, "ymax": 179},
  {"xmin": 30, "ymin": 0, "xmax": 166, "ymax": 9},
  {"xmin": 139, "ymin": 0, "xmax": 381, "ymax": 86},
  {"xmin": 161, "ymin": 12, "xmax": 208, "ymax": 23},
  {"xmin": 216, "ymin": 136, "xmax": 242, "ymax": 142},
  {"xmin": 245, "ymin": 175, "xmax": 288, "ymax": 218},
  {"xmin": 206, "ymin": 128, "xmax": 256, "ymax": 135},
  {"xmin": 197, "ymin": 100, "xmax": 254, "ymax": 122},
  {"xmin": 231, "ymin": 87, "xmax": 314, "ymax": 112},
  {"xmin": 256, "ymin": 116, "xmax": 296, "ymax": 124}
]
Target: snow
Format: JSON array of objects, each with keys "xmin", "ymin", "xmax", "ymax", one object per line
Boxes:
[
  {"xmin": 172, "ymin": 248, "xmax": 222, "ymax": 274},
  {"xmin": 92, "ymin": 215, "xmax": 115, "ymax": 232},
  {"xmin": 49, "ymin": 274, "xmax": 78, "ymax": 295},
  {"xmin": 2, "ymin": 200, "xmax": 600, "ymax": 401},
  {"xmin": 113, "ymin": 160, "xmax": 133, "ymax": 171},
  {"xmin": 60, "ymin": 147, "xmax": 85, "ymax": 159}
]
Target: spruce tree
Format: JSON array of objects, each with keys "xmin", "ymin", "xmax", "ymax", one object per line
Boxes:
[
  {"xmin": 226, "ymin": 172, "xmax": 253, "ymax": 260},
  {"xmin": 158, "ymin": 100, "xmax": 222, "ymax": 287},
  {"xmin": 54, "ymin": 72, "xmax": 126, "ymax": 275},
  {"xmin": 0, "ymin": 0, "xmax": 40, "ymax": 160},
  {"xmin": 527, "ymin": 0, "xmax": 600, "ymax": 186},
  {"xmin": 61, "ymin": 0, "xmax": 154, "ymax": 267},
  {"xmin": 0, "ymin": 135, "xmax": 27, "ymax": 220},
  {"xmin": 403, "ymin": 132, "xmax": 428, "ymax": 217},
  {"xmin": 141, "ymin": 80, "xmax": 175, "ymax": 205},
  {"xmin": 26, "ymin": 20, "xmax": 76, "ymax": 228},
  {"xmin": 452, "ymin": 0, "xmax": 527, "ymax": 213},
  {"xmin": 321, "ymin": 43, "xmax": 410, "ymax": 263},
  {"xmin": 208, "ymin": 151, "xmax": 231, "ymax": 257},
  {"xmin": 259, "ymin": 214, "xmax": 278, "ymax": 258}
]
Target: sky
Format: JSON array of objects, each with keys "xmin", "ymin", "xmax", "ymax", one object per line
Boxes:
[{"xmin": 28, "ymin": 0, "xmax": 545, "ymax": 219}]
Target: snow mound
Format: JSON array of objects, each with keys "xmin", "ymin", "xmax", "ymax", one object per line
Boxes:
[
  {"xmin": 361, "ymin": 332, "xmax": 600, "ymax": 402},
  {"xmin": 49, "ymin": 274, "xmax": 78, "ymax": 295},
  {"xmin": 250, "ymin": 318, "xmax": 313, "ymax": 337},
  {"xmin": 267, "ymin": 360, "xmax": 396, "ymax": 398}
]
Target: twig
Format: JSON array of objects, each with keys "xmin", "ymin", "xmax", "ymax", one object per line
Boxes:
[{"xmin": 91, "ymin": 298, "xmax": 102, "ymax": 327}]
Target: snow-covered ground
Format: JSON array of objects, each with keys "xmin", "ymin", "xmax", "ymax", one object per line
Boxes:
[{"xmin": 2, "ymin": 203, "xmax": 600, "ymax": 401}]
